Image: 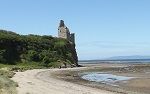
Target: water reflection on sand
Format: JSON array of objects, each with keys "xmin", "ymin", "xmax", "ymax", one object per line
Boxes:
[{"xmin": 81, "ymin": 72, "xmax": 134, "ymax": 86}]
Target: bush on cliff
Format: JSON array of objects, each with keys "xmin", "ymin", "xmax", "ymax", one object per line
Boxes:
[{"xmin": 0, "ymin": 30, "xmax": 78, "ymax": 67}]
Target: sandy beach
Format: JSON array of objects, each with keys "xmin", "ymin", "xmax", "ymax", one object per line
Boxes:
[
  {"xmin": 12, "ymin": 63, "xmax": 150, "ymax": 94},
  {"xmin": 12, "ymin": 67, "xmax": 115, "ymax": 94}
]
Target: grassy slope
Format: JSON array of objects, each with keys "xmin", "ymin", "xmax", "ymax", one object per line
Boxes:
[{"xmin": 0, "ymin": 65, "xmax": 18, "ymax": 94}]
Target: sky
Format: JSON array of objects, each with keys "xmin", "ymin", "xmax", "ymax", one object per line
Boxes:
[{"xmin": 0, "ymin": 0, "xmax": 150, "ymax": 60}]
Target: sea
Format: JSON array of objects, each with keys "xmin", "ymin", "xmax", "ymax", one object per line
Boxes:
[{"xmin": 79, "ymin": 59, "xmax": 150, "ymax": 64}]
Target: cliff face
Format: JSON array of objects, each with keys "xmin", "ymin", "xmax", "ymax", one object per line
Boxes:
[
  {"xmin": 67, "ymin": 43, "xmax": 78, "ymax": 66},
  {"xmin": 0, "ymin": 30, "xmax": 78, "ymax": 67}
]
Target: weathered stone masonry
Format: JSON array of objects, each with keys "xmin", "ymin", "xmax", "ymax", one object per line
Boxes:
[{"xmin": 58, "ymin": 20, "xmax": 75, "ymax": 44}]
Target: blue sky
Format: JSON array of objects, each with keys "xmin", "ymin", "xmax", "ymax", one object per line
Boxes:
[{"xmin": 0, "ymin": 0, "xmax": 150, "ymax": 60}]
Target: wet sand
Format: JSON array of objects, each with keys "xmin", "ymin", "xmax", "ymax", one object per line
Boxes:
[{"xmin": 52, "ymin": 63, "xmax": 150, "ymax": 94}]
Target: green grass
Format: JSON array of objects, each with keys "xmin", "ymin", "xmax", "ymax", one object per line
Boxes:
[
  {"xmin": 0, "ymin": 60, "xmax": 66, "ymax": 72},
  {"xmin": 0, "ymin": 69, "xmax": 18, "ymax": 94},
  {"xmin": 13, "ymin": 62, "xmax": 46, "ymax": 71},
  {"xmin": 0, "ymin": 62, "xmax": 47, "ymax": 72}
]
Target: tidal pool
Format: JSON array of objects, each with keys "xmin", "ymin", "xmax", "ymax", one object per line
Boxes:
[{"xmin": 81, "ymin": 72, "xmax": 134, "ymax": 86}]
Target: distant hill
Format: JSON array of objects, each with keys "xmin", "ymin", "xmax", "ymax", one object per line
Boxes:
[
  {"xmin": 0, "ymin": 30, "xmax": 78, "ymax": 67},
  {"xmin": 107, "ymin": 55, "xmax": 150, "ymax": 60}
]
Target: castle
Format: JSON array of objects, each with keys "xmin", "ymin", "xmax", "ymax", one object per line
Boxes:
[{"xmin": 58, "ymin": 20, "xmax": 75, "ymax": 44}]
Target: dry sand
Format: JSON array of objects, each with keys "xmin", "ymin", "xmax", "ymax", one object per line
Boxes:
[{"xmin": 12, "ymin": 67, "xmax": 115, "ymax": 94}]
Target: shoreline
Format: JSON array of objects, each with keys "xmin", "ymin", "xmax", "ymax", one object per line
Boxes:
[
  {"xmin": 12, "ymin": 67, "xmax": 115, "ymax": 94},
  {"xmin": 51, "ymin": 63, "xmax": 150, "ymax": 94},
  {"xmin": 12, "ymin": 63, "xmax": 150, "ymax": 94}
]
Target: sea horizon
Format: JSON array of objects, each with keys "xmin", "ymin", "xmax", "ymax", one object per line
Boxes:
[{"xmin": 79, "ymin": 59, "xmax": 150, "ymax": 64}]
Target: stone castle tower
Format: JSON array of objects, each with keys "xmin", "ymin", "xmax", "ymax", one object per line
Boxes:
[{"xmin": 58, "ymin": 20, "xmax": 75, "ymax": 44}]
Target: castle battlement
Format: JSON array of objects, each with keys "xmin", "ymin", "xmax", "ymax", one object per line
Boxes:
[{"xmin": 58, "ymin": 20, "xmax": 75, "ymax": 44}]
